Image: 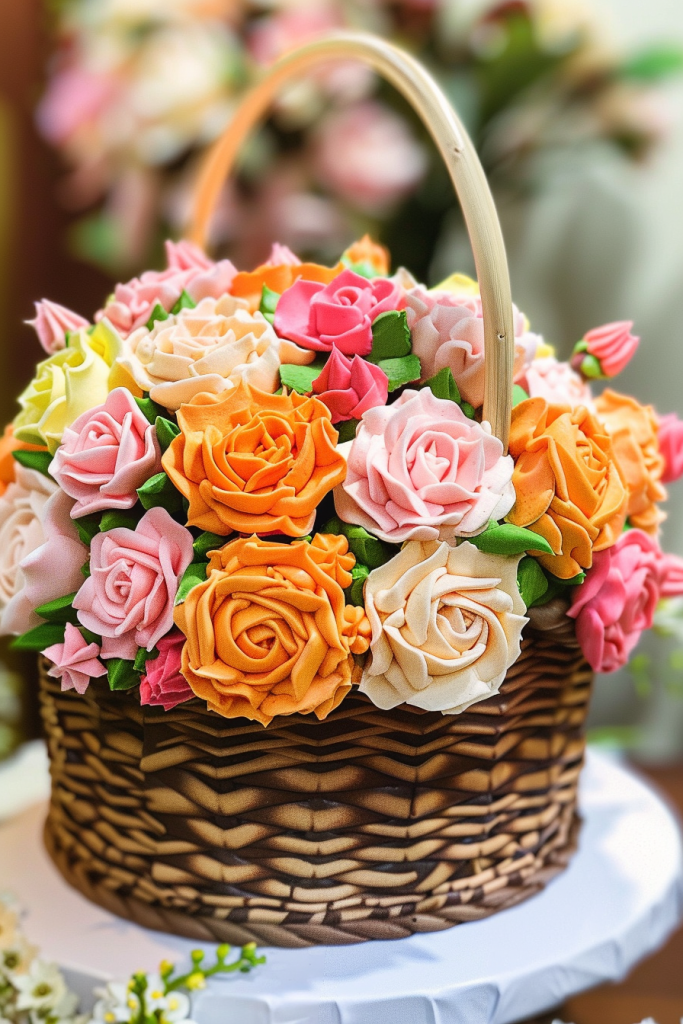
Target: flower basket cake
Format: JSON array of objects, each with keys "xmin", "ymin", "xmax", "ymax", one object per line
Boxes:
[{"xmin": 3, "ymin": 34, "xmax": 683, "ymax": 948}]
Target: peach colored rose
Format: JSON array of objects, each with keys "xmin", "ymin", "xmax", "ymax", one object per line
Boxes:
[
  {"xmin": 335, "ymin": 387, "xmax": 514, "ymax": 543},
  {"xmin": 508, "ymin": 398, "xmax": 628, "ymax": 579},
  {"xmin": 26, "ymin": 300, "xmax": 89, "ymax": 355},
  {"xmin": 342, "ymin": 235, "xmax": 390, "ymax": 276},
  {"xmin": 174, "ymin": 535, "xmax": 355, "ymax": 725},
  {"xmin": 162, "ymin": 382, "xmax": 347, "ymax": 538},
  {"xmin": 594, "ymin": 389, "xmax": 666, "ymax": 535}
]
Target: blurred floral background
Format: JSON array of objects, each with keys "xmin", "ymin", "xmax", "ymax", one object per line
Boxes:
[{"xmin": 2, "ymin": 0, "xmax": 683, "ymax": 764}]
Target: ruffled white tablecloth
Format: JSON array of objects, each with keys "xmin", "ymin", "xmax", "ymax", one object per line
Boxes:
[{"xmin": 1, "ymin": 747, "xmax": 681, "ymax": 1024}]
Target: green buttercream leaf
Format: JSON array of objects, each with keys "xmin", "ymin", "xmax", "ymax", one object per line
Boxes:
[
  {"xmin": 175, "ymin": 561, "xmax": 208, "ymax": 605},
  {"xmin": 12, "ymin": 449, "xmax": 53, "ymax": 477},
  {"xmin": 421, "ymin": 367, "xmax": 461, "ymax": 404},
  {"xmin": 469, "ymin": 522, "xmax": 554, "ymax": 556},
  {"xmin": 572, "ymin": 338, "xmax": 589, "ymax": 355},
  {"xmin": 34, "ymin": 593, "xmax": 79, "ymax": 625},
  {"xmin": 342, "ymin": 260, "xmax": 379, "ymax": 279},
  {"xmin": 322, "ymin": 517, "xmax": 397, "ymax": 569},
  {"xmin": 377, "ymin": 354, "xmax": 421, "ymax": 392},
  {"xmin": 79, "ymin": 627, "xmax": 100, "ymax": 645},
  {"xmin": 135, "ymin": 395, "xmax": 166, "ymax": 425},
  {"xmin": 134, "ymin": 646, "xmax": 159, "ymax": 673},
  {"xmin": 279, "ymin": 358, "xmax": 326, "ymax": 394},
  {"xmin": 260, "ymin": 285, "xmax": 280, "ymax": 324},
  {"xmin": 107, "ymin": 658, "xmax": 140, "ymax": 691},
  {"xmin": 75, "ymin": 515, "xmax": 101, "ymax": 546},
  {"xmin": 460, "ymin": 401, "xmax": 476, "ymax": 419},
  {"xmin": 99, "ymin": 509, "xmax": 141, "ymax": 533},
  {"xmin": 512, "ymin": 384, "xmax": 529, "ymax": 407},
  {"xmin": 171, "ymin": 290, "xmax": 196, "ymax": 315},
  {"xmin": 155, "ymin": 416, "xmax": 180, "ymax": 452},
  {"xmin": 580, "ymin": 353, "xmax": 604, "ymax": 379},
  {"xmin": 137, "ymin": 472, "xmax": 183, "ymax": 512},
  {"xmin": 336, "ymin": 418, "xmax": 360, "ymax": 444},
  {"xmin": 620, "ymin": 44, "xmax": 683, "ymax": 82},
  {"xmin": 346, "ymin": 563, "xmax": 370, "ymax": 606},
  {"xmin": 11, "ymin": 623, "xmax": 67, "ymax": 652},
  {"xmin": 517, "ymin": 557, "xmax": 548, "ymax": 609},
  {"xmin": 193, "ymin": 532, "xmax": 226, "ymax": 561},
  {"xmin": 145, "ymin": 303, "xmax": 169, "ymax": 331},
  {"xmin": 367, "ymin": 310, "xmax": 411, "ymax": 363}
]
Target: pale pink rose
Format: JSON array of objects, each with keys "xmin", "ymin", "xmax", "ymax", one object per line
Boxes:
[
  {"xmin": 140, "ymin": 630, "xmax": 193, "ymax": 711},
  {"xmin": 36, "ymin": 66, "xmax": 118, "ymax": 146},
  {"xmin": 523, "ymin": 356, "xmax": 593, "ymax": 408},
  {"xmin": 96, "ymin": 240, "xmax": 236, "ymax": 337},
  {"xmin": 567, "ymin": 529, "xmax": 663, "ymax": 673},
  {"xmin": 335, "ymin": 387, "xmax": 515, "ymax": 543},
  {"xmin": 9, "ymin": 490, "xmax": 88, "ymax": 637},
  {"xmin": 50, "ymin": 388, "xmax": 162, "ymax": 518},
  {"xmin": 274, "ymin": 267, "xmax": 406, "ymax": 356},
  {"xmin": 312, "ymin": 349, "xmax": 388, "ymax": 423},
  {"xmin": 74, "ymin": 507, "xmax": 194, "ymax": 660},
  {"xmin": 313, "ymin": 101, "xmax": 427, "ymax": 214},
  {"xmin": 43, "ymin": 622, "xmax": 107, "ymax": 696},
  {"xmin": 657, "ymin": 413, "xmax": 683, "ymax": 484},
  {"xmin": 26, "ymin": 300, "xmax": 89, "ymax": 355},
  {"xmin": 572, "ymin": 321, "xmax": 639, "ymax": 379}
]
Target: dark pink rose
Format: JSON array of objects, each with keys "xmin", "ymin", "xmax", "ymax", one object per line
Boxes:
[
  {"xmin": 568, "ymin": 529, "xmax": 663, "ymax": 673},
  {"xmin": 50, "ymin": 388, "xmax": 162, "ymax": 518},
  {"xmin": 311, "ymin": 349, "xmax": 388, "ymax": 423},
  {"xmin": 140, "ymin": 630, "xmax": 193, "ymax": 711},
  {"xmin": 659, "ymin": 552, "xmax": 683, "ymax": 599},
  {"xmin": 658, "ymin": 413, "xmax": 683, "ymax": 484},
  {"xmin": 273, "ymin": 267, "xmax": 406, "ymax": 356},
  {"xmin": 96, "ymin": 240, "xmax": 236, "ymax": 337},
  {"xmin": 74, "ymin": 507, "xmax": 194, "ymax": 661},
  {"xmin": 43, "ymin": 622, "xmax": 107, "ymax": 695},
  {"xmin": 26, "ymin": 300, "xmax": 88, "ymax": 355}
]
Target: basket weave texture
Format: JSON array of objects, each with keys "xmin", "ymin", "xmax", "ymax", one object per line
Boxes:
[{"xmin": 39, "ymin": 603, "xmax": 590, "ymax": 947}]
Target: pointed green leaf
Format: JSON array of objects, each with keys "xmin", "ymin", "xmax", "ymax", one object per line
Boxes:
[
  {"xmin": 145, "ymin": 303, "xmax": 169, "ymax": 331},
  {"xmin": 155, "ymin": 416, "xmax": 180, "ymax": 452},
  {"xmin": 377, "ymin": 354, "xmax": 421, "ymax": 392},
  {"xmin": 79, "ymin": 627, "xmax": 101, "ymax": 645},
  {"xmin": 342, "ymin": 259, "xmax": 379, "ymax": 279},
  {"xmin": 460, "ymin": 401, "xmax": 476, "ymax": 419},
  {"xmin": 134, "ymin": 646, "xmax": 159, "ymax": 673},
  {"xmin": 12, "ymin": 623, "xmax": 67, "ymax": 652},
  {"xmin": 107, "ymin": 658, "xmax": 140, "ymax": 691},
  {"xmin": 175, "ymin": 561, "xmax": 208, "ymax": 605},
  {"xmin": 322, "ymin": 517, "xmax": 397, "ymax": 569},
  {"xmin": 135, "ymin": 395, "xmax": 166, "ymax": 424},
  {"xmin": 517, "ymin": 557, "xmax": 548, "ymax": 609},
  {"xmin": 620, "ymin": 44, "xmax": 683, "ymax": 82},
  {"xmin": 12, "ymin": 449, "xmax": 53, "ymax": 477},
  {"xmin": 422, "ymin": 368, "xmax": 461, "ymax": 404},
  {"xmin": 345, "ymin": 563, "xmax": 369, "ymax": 606},
  {"xmin": 35, "ymin": 593, "xmax": 79, "ymax": 625},
  {"xmin": 193, "ymin": 532, "xmax": 226, "ymax": 561},
  {"xmin": 99, "ymin": 509, "xmax": 142, "ymax": 533},
  {"xmin": 260, "ymin": 285, "xmax": 280, "ymax": 324},
  {"xmin": 171, "ymin": 290, "xmax": 196, "ymax": 315},
  {"xmin": 81, "ymin": 560, "xmax": 91, "ymax": 578},
  {"xmin": 579, "ymin": 353, "xmax": 603, "ymax": 379},
  {"xmin": 75, "ymin": 515, "xmax": 101, "ymax": 546},
  {"xmin": 279, "ymin": 358, "xmax": 326, "ymax": 394},
  {"xmin": 469, "ymin": 523, "xmax": 554, "ymax": 556},
  {"xmin": 336, "ymin": 418, "xmax": 359, "ymax": 444},
  {"xmin": 137, "ymin": 472, "xmax": 183, "ymax": 512},
  {"xmin": 368, "ymin": 310, "xmax": 411, "ymax": 363},
  {"xmin": 512, "ymin": 384, "xmax": 529, "ymax": 407}
]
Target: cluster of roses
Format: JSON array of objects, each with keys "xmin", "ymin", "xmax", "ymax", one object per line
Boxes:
[{"xmin": 1, "ymin": 235, "xmax": 683, "ymax": 726}]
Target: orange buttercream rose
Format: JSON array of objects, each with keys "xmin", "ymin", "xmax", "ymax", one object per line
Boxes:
[
  {"xmin": 230, "ymin": 255, "xmax": 343, "ymax": 313},
  {"xmin": 0, "ymin": 424, "xmax": 48, "ymax": 497},
  {"xmin": 308, "ymin": 532, "xmax": 355, "ymax": 588},
  {"xmin": 594, "ymin": 389, "xmax": 667, "ymax": 535},
  {"xmin": 342, "ymin": 235, "xmax": 390, "ymax": 276},
  {"xmin": 174, "ymin": 534, "xmax": 356, "ymax": 724},
  {"xmin": 507, "ymin": 398, "xmax": 628, "ymax": 579},
  {"xmin": 162, "ymin": 381, "xmax": 347, "ymax": 537}
]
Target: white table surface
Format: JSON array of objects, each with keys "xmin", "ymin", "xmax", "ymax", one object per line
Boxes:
[
  {"xmin": 0, "ymin": 748, "xmax": 681, "ymax": 1024},
  {"xmin": 0, "ymin": 740, "xmax": 50, "ymax": 821}
]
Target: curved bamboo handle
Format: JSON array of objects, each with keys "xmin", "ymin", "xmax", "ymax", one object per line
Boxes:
[{"xmin": 187, "ymin": 32, "xmax": 514, "ymax": 449}]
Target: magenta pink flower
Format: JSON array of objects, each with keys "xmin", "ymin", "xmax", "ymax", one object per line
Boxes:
[
  {"xmin": 657, "ymin": 412, "xmax": 683, "ymax": 484},
  {"xmin": 140, "ymin": 630, "xmax": 193, "ymax": 711},
  {"xmin": 273, "ymin": 267, "xmax": 406, "ymax": 357},
  {"xmin": 50, "ymin": 388, "xmax": 162, "ymax": 518},
  {"xmin": 568, "ymin": 529, "xmax": 663, "ymax": 673},
  {"xmin": 311, "ymin": 349, "xmax": 388, "ymax": 423},
  {"xmin": 334, "ymin": 387, "xmax": 515, "ymax": 543},
  {"xmin": 572, "ymin": 321, "xmax": 639, "ymax": 379},
  {"xmin": 43, "ymin": 622, "xmax": 107, "ymax": 696},
  {"xmin": 96, "ymin": 240, "xmax": 236, "ymax": 337},
  {"xmin": 26, "ymin": 300, "xmax": 88, "ymax": 355},
  {"xmin": 74, "ymin": 507, "xmax": 194, "ymax": 661}
]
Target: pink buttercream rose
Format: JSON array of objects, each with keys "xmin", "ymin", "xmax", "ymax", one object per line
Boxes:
[
  {"xmin": 567, "ymin": 529, "xmax": 662, "ymax": 673},
  {"xmin": 43, "ymin": 622, "xmax": 107, "ymax": 696},
  {"xmin": 657, "ymin": 413, "xmax": 683, "ymax": 484},
  {"xmin": 26, "ymin": 300, "xmax": 89, "ymax": 355},
  {"xmin": 74, "ymin": 507, "xmax": 194, "ymax": 661},
  {"xmin": 572, "ymin": 321, "xmax": 639, "ymax": 379},
  {"xmin": 659, "ymin": 552, "xmax": 683, "ymax": 599},
  {"xmin": 523, "ymin": 356, "xmax": 593, "ymax": 409},
  {"xmin": 335, "ymin": 387, "xmax": 515, "ymax": 543},
  {"xmin": 140, "ymin": 630, "xmax": 194, "ymax": 711},
  {"xmin": 50, "ymin": 388, "xmax": 162, "ymax": 518},
  {"xmin": 273, "ymin": 267, "xmax": 406, "ymax": 357},
  {"xmin": 405, "ymin": 287, "xmax": 541, "ymax": 408},
  {"xmin": 96, "ymin": 240, "xmax": 236, "ymax": 337},
  {"xmin": 311, "ymin": 349, "xmax": 388, "ymax": 423}
]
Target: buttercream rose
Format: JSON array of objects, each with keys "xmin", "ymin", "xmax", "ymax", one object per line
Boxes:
[
  {"xmin": 162, "ymin": 381, "xmax": 347, "ymax": 537},
  {"xmin": 567, "ymin": 529, "xmax": 662, "ymax": 673},
  {"xmin": 43, "ymin": 623, "xmax": 107, "ymax": 696},
  {"xmin": 27, "ymin": 300, "xmax": 88, "ymax": 355},
  {"xmin": 523, "ymin": 356, "xmax": 593, "ymax": 409},
  {"xmin": 594, "ymin": 389, "xmax": 666, "ymax": 535},
  {"xmin": 96, "ymin": 240, "xmax": 236, "ymax": 337},
  {"xmin": 335, "ymin": 387, "xmax": 515, "ymax": 543},
  {"xmin": 507, "ymin": 398, "xmax": 628, "ymax": 579},
  {"xmin": 50, "ymin": 387, "xmax": 162, "ymax": 518},
  {"xmin": 74, "ymin": 507, "xmax": 194, "ymax": 660},
  {"xmin": 273, "ymin": 267, "xmax": 406, "ymax": 357},
  {"xmin": 119, "ymin": 296, "xmax": 306, "ymax": 411},
  {"xmin": 140, "ymin": 630, "xmax": 193, "ymax": 711},
  {"xmin": 658, "ymin": 413, "xmax": 683, "ymax": 484},
  {"xmin": 360, "ymin": 540, "xmax": 527, "ymax": 714},
  {"xmin": 173, "ymin": 535, "xmax": 355, "ymax": 725},
  {"xmin": 0, "ymin": 466, "xmax": 57, "ymax": 635},
  {"xmin": 311, "ymin": 348, "xmax": 388, "ymax": 423},
  {"xmin": 13, "ymin": 324, "xmax": 124, "ymax": 453},
  {"xmin": 342, "ymin": 235, "xmax": 390, "ymax": 276},
  {"xmin": 229, "ymin": 243, "xmax": 342, "ymax": 313}
]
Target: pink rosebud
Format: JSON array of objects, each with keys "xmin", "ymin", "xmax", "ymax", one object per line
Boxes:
[
  {"xmin": 74, "ymin": 507, "xmax": 194, "ymax": 661},
  {"xmin": 312, "ymin": 350, "xmax": 389, "ymax": 423},
  {"xmin": 50, "ymin": 388, "xmax": 162, "ymax": 518},
  {"xmin": 43, "ymin": 622, "xmax": 107, "ymax": 696},
  {"xmin": 140, "ymin": 630, "xmax": 193, "ymax": 711},
  {"xmin": 572, "ymin": 321, "xmax": 639, "ymax": 379},
  {"xmin": 659, "ymin": 552, "xmax": 683, "ymax": 599},
  {"xmin": 567, "ymin": 529, "xmax": 663, "ymax": 673},
  {"xmin": 274, "ymin": 267, "xmax": 406, "ymax": 356},
  {"xmin": 26, "ymin": 300, "xmax": 89, "ymax": 355},
  {"xmin": 657, "ymin": 412, "xmax": 683, "ymax": 484}
]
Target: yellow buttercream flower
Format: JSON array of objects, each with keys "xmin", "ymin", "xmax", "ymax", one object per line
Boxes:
[{"xmin": 13, "ymin": 322, "xmax": 125, "ymax": 453}]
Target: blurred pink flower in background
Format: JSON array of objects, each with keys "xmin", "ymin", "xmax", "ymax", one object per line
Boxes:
[{"xmin": 657, "ymin": 413, "xmax": 683, "ymax": 484}]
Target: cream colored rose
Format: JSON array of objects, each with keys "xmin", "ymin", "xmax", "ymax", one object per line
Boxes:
[
  {"xmin": 119, "ymin": 295, "xmax": 294, "ymax": 410},
  {"xmin": 360, "ymin": 540, "xmax": 528, "ymax": 715}
]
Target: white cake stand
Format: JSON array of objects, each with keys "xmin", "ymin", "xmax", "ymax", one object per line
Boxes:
[{"xmin": 1, "ymin": 748, "xmax": 681, "ymax": 1024}]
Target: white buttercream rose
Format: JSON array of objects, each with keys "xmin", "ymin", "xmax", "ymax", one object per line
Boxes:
[
  {"xmin": 360, "ymin": 540, "xmax": 528, "ymax": 715},
  {"xmin": 119, "ymin": 295, "xmax": 287, "ymax": 410},
  {"xmin": 0, "ymin": 466, "xmax": 57, "ymax": 635}
]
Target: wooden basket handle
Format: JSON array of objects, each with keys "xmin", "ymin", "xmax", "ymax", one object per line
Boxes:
[{"xmin": 187, "ymin": 31, "xmax": 514, "ymax": 449}]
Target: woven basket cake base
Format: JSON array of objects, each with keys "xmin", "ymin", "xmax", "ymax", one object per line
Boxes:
[{"xmin": 38, "ymin": 603, "xmax": 590, "ymax": 947}]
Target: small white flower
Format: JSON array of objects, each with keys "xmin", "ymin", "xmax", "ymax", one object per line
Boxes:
[
  {"xmin": 90, "ymin": 982, "xmax": 136, "ymax": 1024},
  {"xmin": 14, "ymin": 960, "xmax": 70, "ymax": 1013},
  {"xmin": 142, "ymin": 974, "xmax": 167, "ymax": 1012},
  {"xmin": 160, "ymin": 991, "xmax": 190, "ymax": 1024}
]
